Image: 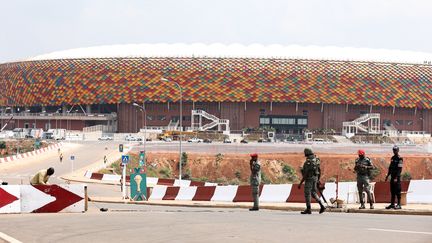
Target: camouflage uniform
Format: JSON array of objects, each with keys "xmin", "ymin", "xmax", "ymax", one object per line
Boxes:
[
  {"xmin": 250, "ymin": 158, "xmax": 261, "ymax": 210},
  {"xmin": 300, "ymin": 148, "xmax": 325, "ymax": 214},
  {"xmin": 354, "ymin": 156, "xmax": 374, "ymax": 208}
]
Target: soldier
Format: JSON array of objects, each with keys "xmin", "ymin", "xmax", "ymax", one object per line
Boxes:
[
  {"xmin": 249, "ymin": 153, "xmax": 261, "ymax": 211},
  {"xmin": 385, "ymin": 145, "xmax": 403, "ymax": 209},
  {"xmin": 298, "ymin": 148, "xmax": 326, "ymax": 214},
  {"xmin": 354, "ymin": 150, "xmax": 374, "ymax": 209}
]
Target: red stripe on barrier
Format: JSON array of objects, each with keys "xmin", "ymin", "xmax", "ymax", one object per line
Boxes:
[
  {"xmin": 192, "ymin": 186, "xmax": 216, "ymax": 201},
  {"xmin": 190, "ymin": 181, "xmax": 206, "ymax": 187},
  {"xmin": 286, "ymin": 184, "xmax": 321, "ymax": 203},
  {"xmin": 32, "ymin": 185, "xmax": 83, "ymax": 213},
  {"xmin": 158, "ymin": 178, "xmax": 175, "ymax": 186},
  {"xmin": 373, "ymin": 181, "xmax": 410, "ymax": 203},
  {"xmin": 90, "ymin": 173, "xmax": 104, "ymax": 180},
  {"xmin": 162, "ymin": 187, "xmax": 180, "ymax": 200},
  {"xmin": 0, "ymin": 188, "xmax": 19, "ymax": 208},
  {"xmin": 233, "ymin": 185, "xmax": 264, "ymax": 202},
  {"xmin": 126, "ymin": 175, "xmax": 130, "ymax": 183}
]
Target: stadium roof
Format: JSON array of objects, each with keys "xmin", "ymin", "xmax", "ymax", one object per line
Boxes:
[{"xmin": 29, "ymin": 43, "xmax": 432, "ymax": 65}]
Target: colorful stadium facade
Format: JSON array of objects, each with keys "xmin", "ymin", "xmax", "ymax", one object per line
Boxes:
[{"xmin": 1, "ymin": 44, "xmax": 432, "ymax": 134}]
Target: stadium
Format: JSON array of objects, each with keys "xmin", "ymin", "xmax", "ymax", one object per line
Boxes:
[{"xmin": 1, "ymin": 43, "xmax": 432, "ymax": 138}]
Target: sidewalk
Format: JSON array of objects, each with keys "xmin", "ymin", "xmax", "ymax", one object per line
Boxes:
[{"xmin": 89, "ymin": 196, "xmax": 432, "ymax": 215}]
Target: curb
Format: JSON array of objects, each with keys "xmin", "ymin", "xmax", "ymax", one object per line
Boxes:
[
  {"xmin": 347, "ymin": 208, "xmax": 432, "ymax": 216},
  {"xmin": 88, "ymin": 197, "xmax": 345, "ymax": 213},
  {"xmin": 88, "ymin": 197, "xmax": 432, "ymax": 216}
]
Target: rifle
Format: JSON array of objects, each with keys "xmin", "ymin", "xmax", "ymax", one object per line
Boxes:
[{"xmin": 317, "ymin": 181, "xmax": 328, "ymax": 205}]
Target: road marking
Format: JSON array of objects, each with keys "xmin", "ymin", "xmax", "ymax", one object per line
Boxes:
[
  {"xmin": 0, "ymin": 232, "xmax": 22, "ymax": 243},
  {"xmin": 367, "ymin": 228, "xmax": 432, "ymax": 235}
]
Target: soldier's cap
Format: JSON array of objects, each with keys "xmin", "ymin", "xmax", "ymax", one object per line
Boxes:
[
  {"xmin": 250, "ymin": 153, "xmax": 258, "ymax": 158},
  {"xmin": 393, "ymin": 145, "xmax": 399, "ymax": 151},
  {"xmin": 358, "ymin": 150, "xmax": 365, "ymax": 156}
]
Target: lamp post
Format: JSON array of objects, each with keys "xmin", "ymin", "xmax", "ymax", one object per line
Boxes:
[
  {"xmin": 55, "ymin": 108, "xmax": 61, "ymax": 130},
  {"xmin": 161, "ymin": 78, "xmax": 183, "ymax": 185},
  {"xmin": 133, "ymin": 102, "xmax": 147, "ymax": 152}
]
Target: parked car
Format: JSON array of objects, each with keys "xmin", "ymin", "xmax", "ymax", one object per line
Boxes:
[
  {"xmin": 125, "ymin": 135, "xmax": 142, "ymax": 141},
  {"xmin": 223, "ymin": 138, "xmax": 232, "ymax": 143},
  {"xmin": 188, "ymin": 137, "xmax": 203, "ymax": 143},
  {"xmin": 240, "ymin": 139, "xmax": 248, "ymax": 144},
  {"xmin": 203, "ymin": 138, "xmax": 212, "ymax": 143},
  {"xmin": 163, "ymin": 137, "xmax": 173, "ymax": 142},
  {"xmin": 98, "ymin": 136, "xmax": 113, "ymax": 141}
]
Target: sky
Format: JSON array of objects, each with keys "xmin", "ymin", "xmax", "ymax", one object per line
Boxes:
[{"xmin": 1, "ymin": 0, "xmax": 432, "ymax": 63}]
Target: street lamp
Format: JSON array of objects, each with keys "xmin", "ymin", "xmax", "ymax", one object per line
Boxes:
[
  {"xmin": 161, "ymin": 77, "xmax": 183, "ymax": 185},
  {"xmin": 55, "ymin": 108, "xmax": 61, "ymax": 130},
  {"xmin": 133, "ymin": 102, "xmax": 147, "ymax": 152}
]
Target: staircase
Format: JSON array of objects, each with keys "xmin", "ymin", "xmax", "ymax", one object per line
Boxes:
[
  {"xmin": 342, "ymin": 113, "xmax": 381, "ymax": 137},
  {"xmin": 191, "ymin": 110, "xmax": 230, "ymax": 132}
]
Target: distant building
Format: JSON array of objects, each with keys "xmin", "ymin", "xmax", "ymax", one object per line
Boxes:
[{"xmin": 1, "ymin": 44, "xmax": 431, "ymax": 134}]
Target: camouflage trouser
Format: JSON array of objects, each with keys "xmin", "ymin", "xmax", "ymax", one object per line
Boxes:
[
  {"xmin": 251, "ymin": 185, "xmax": 259, "ymax": 208},
  {"xmin": 357, "ymin": 175, "xmax": 373, "ymax": 204},
  {"xmin": 304, "ymin": 177, "xmax": 320, "ymax": 208}
]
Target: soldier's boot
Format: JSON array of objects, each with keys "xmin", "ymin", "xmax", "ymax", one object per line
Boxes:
[
  {"xmin": 318, "ymin": 201, "xmax": 326, "ymax": 214},
  {"xmin": 249, "ymin": 208, "xmax": 259, "ymax": 211},
  {"xmin": 301, "ymin": 207, "xmax": 311, "ymax": 214},
  {"xmin": 369, "ymin": 203, "xmax": 374, "ymax": 209},
  {"xmin": 394, "ymin": 204, "xmax": 402, "ymax": 210},
  {"xmin": 359, "ymin": 203, "xmax": 366, "ymax": 209},
  {"xmin": 385, "ymin": 204, "xmax": 395, "ymax": 209}
]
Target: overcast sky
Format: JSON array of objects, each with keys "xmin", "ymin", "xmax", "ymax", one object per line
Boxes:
[{"xmin": 1, "ymin": 0, "xmax": 431, "ymax": 63}]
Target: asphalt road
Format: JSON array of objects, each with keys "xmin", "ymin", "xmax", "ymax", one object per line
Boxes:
[
  {"xmin": 0, "ymin": 203, "xmax": 431, "ymax": 243},
  {"xmin": 133, "ymin": 141, "xmax": 430, "ymax": 154},
  {"xmin": 0, "ymin": 141, "xmax": 119, "ymax": 185}
]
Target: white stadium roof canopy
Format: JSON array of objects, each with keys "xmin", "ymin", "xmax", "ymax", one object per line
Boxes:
[{"xmin": 28, "ymin": 43, "xmax": 432, "ymax": 65}]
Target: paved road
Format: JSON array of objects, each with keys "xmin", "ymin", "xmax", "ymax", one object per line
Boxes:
[
  {"xmin": 133, "ymin": 141, "xmax": 430, "ymax": 154},
  {"xmin": 0, "ymin": 141, "xmax": 118, "ymax": 184},
  {"xmin": 0, "ymin": 203, "xmax": 431, "ymax": 243}
]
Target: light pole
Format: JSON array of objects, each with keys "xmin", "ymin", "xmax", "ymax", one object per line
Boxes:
[
  {"xmin": 133, "ymin": 102, "xmax": 147, "ymax": 152},
  {"xmin": 161, "ymin": 77, "xmax": 183, "ymax": 185}
]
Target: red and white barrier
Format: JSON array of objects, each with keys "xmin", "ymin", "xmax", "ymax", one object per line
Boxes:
[
  {"xmin": 211, "ymin": 185, "xmax": 239, "ymax": 202},
  {"xmin": 0, "ymin": 185, "xmax": 21, "ymax": 213},
  {"xmin": 259, "ymin": 184, "xmax": 292, "ymax": 203},
  {"xmin": 0, "ymin": 143, "xmax": 63, "ymax": 164},
  {"xmin": 84, "ymin": 171, "xmax": 217, "ymax": 187},
  {"xmin": 407, "ymin": 180, "xmax": 432, "ymax": 204},
  {"xmin": 0, "ymin": 184, "xmax": 85, "ymax": 214},
  {"xmin": 143, "ymin": 180, "xmax": 432, "ymax": 204}
]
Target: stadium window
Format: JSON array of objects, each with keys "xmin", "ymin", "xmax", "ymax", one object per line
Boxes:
[
  {"xmin": 297, "ymin": 118, "xmax": 308, "ymax": 125},
  {"xmin": 287, "ymin": 118, "xmax": 295, "ymax": 124},
  {"xmin": 272, "ymin": 118, "xmax": 281, "ymax": 124},
  {"xmin": 171, "ymin": 116, "xmax": 179, "ymax": 122},
  {"xmin": 383, "ymin": 119, "xmax": 391, "ymax": 126},
  {"xmin": 260, "ymin": 117, "xmax": 270, "ymax": 124},
  {"xmin": 360, "ymin": 111, "xmax": 367, "ymax": 115},
  {"xmin": 406, "ymin": 120, "xmax": 413, "ymax": 126}
]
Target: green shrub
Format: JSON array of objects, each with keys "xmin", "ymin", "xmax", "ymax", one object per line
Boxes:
[
  {"xmin": 369, "ymin": 167, "xmax": 381, "ymax": 180},
  {"xmin": 181, "ymin": 152, "xmax": 188, "ymax": 168},
  {"xmin": 401, "ymin": 171, "xmax": 412, "ymax": 181},
  {"xmin": 260, "ymin": 172, "xmax": 271, "ymax": 184},
  {"xmin": 159, "ymin": 168, "xmax": 171, "ymax": 178},
  {"xmin": 0, "ymin": 141, "xmax": 6, "ymax": 149},
  {"xmin": 281, "ymin": 164, "xmax": 298, "ymax": 183},
  {"xmin": 234, "ymin": 171, "xmax": 241, "ymax": 179}
]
